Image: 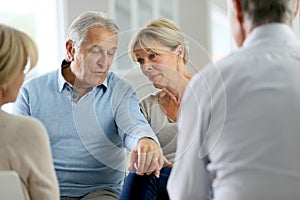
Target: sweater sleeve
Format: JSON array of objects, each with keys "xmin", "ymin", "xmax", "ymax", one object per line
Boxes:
[{"xmin": 14, "ymin": 117, "xmax": 60, "ymax": 200}]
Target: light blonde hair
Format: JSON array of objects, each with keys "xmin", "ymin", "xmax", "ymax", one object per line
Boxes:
[
  {"xmin": 129, "ymin": 18, "xmax": 188, "ymax": 64},
  {"xmin": 0, "ymin": 24, "xmax": 38, "ymax": 85}
]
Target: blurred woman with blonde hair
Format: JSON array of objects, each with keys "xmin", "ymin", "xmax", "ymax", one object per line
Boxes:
[{"xmin": 0, "ymin": 24, "xmax": 59, "ymax": 200}]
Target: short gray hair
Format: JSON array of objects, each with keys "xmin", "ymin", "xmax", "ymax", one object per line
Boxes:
[
  {"xmin": 238, "ymin": 0, "xmax": 298, "ymax": 26},
  {"xmin": 66, "ymin": 11, "xmax": 119, "ymax": 51}
]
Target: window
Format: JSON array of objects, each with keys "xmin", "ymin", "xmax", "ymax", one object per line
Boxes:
[
  {"xmin": 0, "ymin": 0, "xmax": 63, "ymax": 112},
  {"xmin": 0, "ymin": 0, "xmax": 63, "ymax": 75},
  {"xmin": 210, "ymin": 1, "xmax": 233, "ymax": 62}
]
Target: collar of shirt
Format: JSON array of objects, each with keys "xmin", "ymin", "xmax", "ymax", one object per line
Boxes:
[
  {"xmin": 57, "ymin": 59, "xmax": 108, "ymax": 93},
  {"xmin": 242, "ymin": 23, "xmax": 297, "ymax": 48}
]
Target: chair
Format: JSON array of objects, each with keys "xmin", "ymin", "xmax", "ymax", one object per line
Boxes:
[{"xmin": 0, "ymin": 171, "xmax": 25, "ymax": 200}]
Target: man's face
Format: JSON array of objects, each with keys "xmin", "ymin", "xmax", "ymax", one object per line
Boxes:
[
  {"xmin": 71, "ymin": 27, "xmax": 117, "ymax": 88},
  {"xmin": 4, "ymin": 59, "xmax": 27, "ymax": 104}
]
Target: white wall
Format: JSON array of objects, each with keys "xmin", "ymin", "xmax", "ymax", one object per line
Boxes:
[
  {"xmin": 178, "ymin": 0, "xmax": 212, "ymax": 74},
  {"xmin": 65, "ymin": 0, "xmax": 109, "ymax": 27}
]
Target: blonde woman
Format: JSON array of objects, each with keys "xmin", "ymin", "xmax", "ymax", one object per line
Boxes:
[
  {"xmin": 0, "ymin": 24, "xmax": 59, "ymax": 200},
  {"xmin": 119, "ymin": 18, "xmax": 192, "ymax": 200}
]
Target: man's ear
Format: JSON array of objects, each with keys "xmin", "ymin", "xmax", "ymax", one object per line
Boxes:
[
  {"xmin": 66, "ymin": 40, "xmax": 75, "ymax": 61},
  {"xmin": 233, "ymin": 0, "xmax": 244, "ymax": 24},
  {"xmin": 293, "ymin": 0, "xmax": 300, "ymax": 19}
]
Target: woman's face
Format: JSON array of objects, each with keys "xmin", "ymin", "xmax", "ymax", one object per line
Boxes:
[
  {"xmin": 134, "ymin": 46, "xmax": 179, "ymax": 89},
  {"xmin": 4, "ymin": 61, "xmax": 26, "ymax": 103}
]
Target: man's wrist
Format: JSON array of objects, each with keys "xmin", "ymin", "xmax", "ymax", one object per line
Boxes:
[{"xmin": 138, "ymin": 137, "xmax": 160, "ymax": 145}]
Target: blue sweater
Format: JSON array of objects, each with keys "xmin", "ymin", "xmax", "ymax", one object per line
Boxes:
[{"xmin": 13, "ymin": 63, "xmax": 158, "ymax": 197}]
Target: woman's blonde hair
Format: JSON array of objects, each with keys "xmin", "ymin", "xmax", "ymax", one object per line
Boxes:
[
  {"xmin": 129, "ymin": 18, "xmax": 188, "ymax": 64},
  {"xmin": 0, "ymin": 24, "xmax": 38, "ymax": 85}
]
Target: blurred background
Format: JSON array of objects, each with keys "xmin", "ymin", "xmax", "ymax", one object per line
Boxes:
[{"xmin": 1, "ymin": 0, "xmax": 299, "ymax": 110}]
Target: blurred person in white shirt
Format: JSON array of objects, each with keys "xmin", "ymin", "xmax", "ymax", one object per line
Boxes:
[{"xmin": 167, "ymin": 0, "xmax": 300, "ymax": 199}]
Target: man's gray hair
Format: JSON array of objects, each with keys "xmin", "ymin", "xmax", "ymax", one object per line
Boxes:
[
  {"xmin": 238, "ymin": 0, "xmax": 298, "ymax": 26},
  {"xmin": 66, "ymin": 11, "xmax": 119, "ymax": 51}
]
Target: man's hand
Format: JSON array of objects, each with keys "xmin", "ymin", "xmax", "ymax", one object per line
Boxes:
[{"xmin": 128, "ymin": 137, "xmax": 172, "ymax": 178}]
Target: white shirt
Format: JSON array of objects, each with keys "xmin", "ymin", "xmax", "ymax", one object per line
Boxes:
[{"xmin": 167, "ymin": 24, "xmax": 300, "ymax": 200}]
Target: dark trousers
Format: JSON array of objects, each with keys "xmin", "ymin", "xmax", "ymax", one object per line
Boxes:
[{"xmin": 118, "ymin": 167, "xmax": 171, "ymax": 200}]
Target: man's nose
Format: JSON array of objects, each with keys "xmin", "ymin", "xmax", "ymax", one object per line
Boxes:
[{"xmin": 97, "ymin": 53, "xmax": 108, "ymax": 68}]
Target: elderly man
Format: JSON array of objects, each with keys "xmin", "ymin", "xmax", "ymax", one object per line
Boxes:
[
  {"xmin": 168, "ymin": 0, "xmax": 300, "ymax": 199},
  {"xmin": 13, "ymin": 11, "xmax": 168, "ymax": 200}
]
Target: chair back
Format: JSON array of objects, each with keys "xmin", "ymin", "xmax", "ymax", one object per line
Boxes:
[{"xmin": 0, "ymin": 171, "xmax": 25, "ymax": 200}]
